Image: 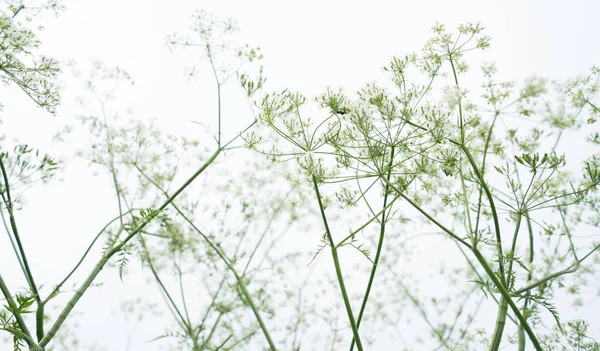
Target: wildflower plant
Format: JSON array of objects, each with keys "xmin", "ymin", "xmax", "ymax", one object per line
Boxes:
[
  {"xmin": 1, "ymin": 4, "xmax": 599, "ymax": 351},
  {"xmin": 0, "ymin": 0, "xmax": 63, "ymax": 116},
  {"xmin": 247, "ymin": 22, "xmax": 600, "ymax": 350},
  {"xmin": 1, "ymin": 7, "xmax": 299, "ymax": 351}
]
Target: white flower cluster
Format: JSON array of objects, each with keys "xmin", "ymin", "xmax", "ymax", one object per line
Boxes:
[
  {"xmin": 2, "ymin": 14, "xmax": 34, "ymax": 54},
  {"xmin": 443, "ymin": 85, "xmax": 464, "ymax": 110},
  {"xmin": 0, "ymin": 11, "xmax": 13, "ymax": 29},
  {"xmin": 0, "ymin": 8, "xmax": 60, "ymax": 114}
]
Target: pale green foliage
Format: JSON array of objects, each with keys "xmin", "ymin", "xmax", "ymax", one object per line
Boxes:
[
  {"xmin": 0, "ymin": 0, "xmax": 63, "ymax": 115},
  {"xmin": 1, "ymin": 6, "xmax": 600, "ymax": 351},
  {"xmin": 248, "ymin": 21, "xmax": 600, "ymax": 351}
]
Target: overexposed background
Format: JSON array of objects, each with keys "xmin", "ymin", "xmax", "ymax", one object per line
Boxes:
[{"xmin": 1, "ymin": 0, "xmax": 599, "ymax": 350}]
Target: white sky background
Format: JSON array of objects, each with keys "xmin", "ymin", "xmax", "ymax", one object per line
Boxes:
[{"xmin": 1, "ymin": 0, "xmax": 600, "ymax": 350}]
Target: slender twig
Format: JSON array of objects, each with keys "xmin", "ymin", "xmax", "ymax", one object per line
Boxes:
[
  {"xmin": 0, "ymin": 158, "xmax": 44, "ymax": 342},
  {"xmin": 43, "ymin": 211, "xmax": 138, "ymax": 305},
  {"xmin": 0, "ymin": 158, "xmax": 40, "ymax": 300},
  {"xmin": 0, "ymin": 273, "xmax": 35, "ymax": 347},
  {"xmin": 39, "ymin": 148, "xmax": 222, "ymax": 348},
  {"xmin": 135, "ymin": 165, "xmax": 278, "ymax": 351},
  {"xmin": 452, "ymin": 141, "xmax": 506, "ymax": 286},
  {"xmin": 0, "ymin": 205, "xmax": 27, "ymax": 280},
  {"xmin": 349, "ymin": 145, "xmax": 395, "ymax": 351},
  {"xmin": 139, "ymin": 237, "xmax": 193, "ymax": 337},
  {"xmin": 311, "ymin": 175, "xmax": 364, "ymax": 351},
  {"xmin": 471, "ymin": 248, "xmax": 542, "ymax": 350},
  {"xmin": 490, "ymin": 212, "xmax": 523, "ymax": 350}
]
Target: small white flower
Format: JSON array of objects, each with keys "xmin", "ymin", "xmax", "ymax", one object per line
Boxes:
[
  {"xmin": 0, "ymin": 11, "xmax": 13, "ymax": 31},
  {"xmin": 443, "ymin": 85, "xmax": 463, "ymax": 110}
]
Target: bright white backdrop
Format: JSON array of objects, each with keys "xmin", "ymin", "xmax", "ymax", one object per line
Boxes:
[{"xmin": 1, "ymin": 0, "xmax": 599, "ymax": 350}]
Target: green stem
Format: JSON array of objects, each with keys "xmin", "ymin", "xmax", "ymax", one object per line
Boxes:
[
  {"xmin": 0, "ymin": 158, "xmax": 45, "ymax": 343},
  {"xmin": 474, "ymin": 111, "xmax": 500, "ymax": 239},
  {"xmin": 448, "ymin": 55, "xmax": 465, "ymax": 143},
  {"xmin": 0, "ymin": 159, "xmax": 41, "ymax": 301},
  {"xmin": 231, "ymin": 269, "xmax": 277, "ymax": 350},
  {"xmin": 453, "ymin": 141, "xmax": 507, "ymax": 287},
  {"xmin": 512, "ymin": 261, "xmax": 582, "ymax": 295},
  {"xmin": 0, "ymin": 205, "xmax": 27, "ymax": 282},
  {"xmin": 381, "ymin": 177, "xmax": 471, "ymax": 249},
  {"xmin": 135, "ymin": 166, "xmax": 278, "ymax": 351},
  {"xmin": 206, "ymin": 45, "xmax": 222, "ymax": 147},
  {"xmin": 0, "ymin": 273, "xmax": 35, "ymax": 346},
  {"xmin": 471, "ymin": 248, "xmax": 542, "ymax": 350},
  {"xmin": 39, "ymin": 148, "xmax": 222, "ymax": 348},
  {"xmin": 518, "ymin": 213, "xmax": 534, "ymax": 351},
  {"xmin": 312, "ymin": 175, "xmax": 364, "ymax": 351},
  {"xmin": 490, "ymin": 213, "xmax": 523, "ymax": 350},
  {"xmin": 139, "ymin": 237, "xmax": 192, "ymax": 336},
  {"xmin": 349, "ymin": 146, "xmax": 395, "ymax": 351},
  {"xmin": 335, "ymin": 194, "xmax": 400, "ymax": 248},
  {"xmin": 489, "ymin": 297, "xmax": 509, "ymax": 350},
  {"xmin": 35, "ymin": 304, "xmax": 44, "ymax": 343},
  {"xmin": 447, "ymin": 59, "xmax": 516, "ymax": 348},
  {"xmin": 43, "ymin": 215, "xmax": 133, "ymax": 304},
  {"xmin": 380, "ymin": 175, "xmax": 537, "ymax": 348}
]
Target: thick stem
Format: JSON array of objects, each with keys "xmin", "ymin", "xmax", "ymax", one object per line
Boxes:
[
  {"xmin": 489, "ymin": 297, "xmax": 508, "ymax": 350},
  {"xmin": 35, "ymin": 303, "xmax": 44, "ymax": 342}
]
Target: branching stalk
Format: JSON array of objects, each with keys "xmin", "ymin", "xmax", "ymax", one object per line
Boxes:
[{"xmin": 311, "ymin": 175, "xmax": 364, "ymax": 351}]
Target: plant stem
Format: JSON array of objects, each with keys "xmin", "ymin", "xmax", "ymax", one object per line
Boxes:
[
  {"xmin": 206, "ymin": 45, "xmax": 222, "ymax": 147},
  {"xmin": 139, "ymin": 237, "xmax": 193, "ymax": 337},
  {"xmin": 518, "ymin": 213, "xmax": 535, "ymax": 351},
  {"xmin": 0, "ymin": 159, "xmax": 41, "ymax": 300},
  {"xmin": 490, "ymin": 212, "xmax": 523, "ymax": 350},
  {"xmin": 380, "ymin": 175, "xmax": 539, "ymax": 348},
  {"xmin": 0, "ymin": 158, "xmax": 45, "ymax": 343},
  {"xmin": 453, "ymin": 141, "xmax": 507, "ymax": 287},
  {"xmin": 39, "ymin": 148, "xmax": 222, "ymax": 348},
  {"xmin": 311, "ymin": 175, "xmax": 364, "ymax": 351},
  {"xmin": 135, "ymin": 166, "xmax": 278, "ymax": 351},
  {"xmin": 490, "ymin": 297, "xmax": 508, "ymax": 350},
  {"xmin": 0, "ymin": 205, "xmax": 27, "ymax": 282},
  {"xmin": 43, "ymin": 215, "xmax": 133, "ymax": 304},
  {"xmin": 381, "ymin": 178, "xmax": 471, "ymax": 249},
  {"xmin": 471, "ymin": 248, "xmax": 542, "ymax": 350},
  {"xmin": 0, "ymin": 273, "xmax": 35, "ymax": 347},
  {"xmin": 448, "ymin": 55, "xmax": 465, "ymax": 143},
  {"xmin": 349, "ymin": 146, "xmax": 395, "ymax": 351}
]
